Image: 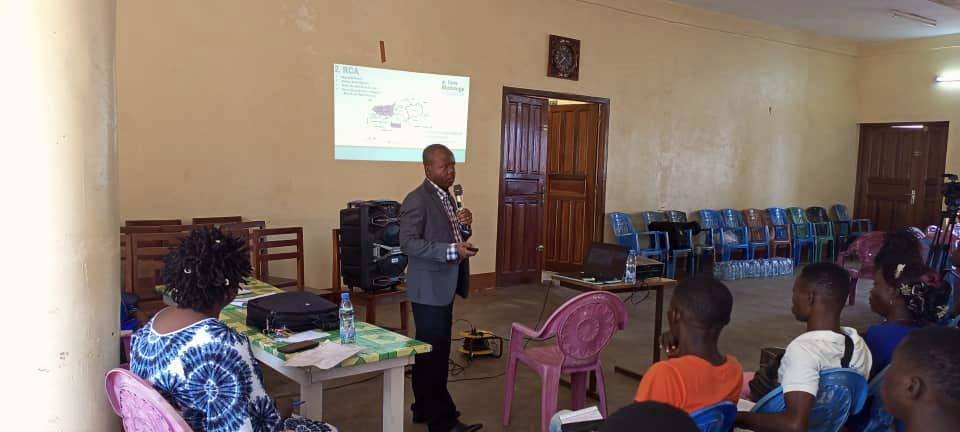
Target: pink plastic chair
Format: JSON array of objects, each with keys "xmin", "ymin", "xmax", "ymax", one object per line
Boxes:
[
  {"xmin": 837, "ymin": 231, "xmax": 886, "ymax": 306},
  {"xmin": 104, "ymin": 368, "xmax": 192, "ymax": 432},
  {"xmin": 502, "ymin": 291, "xmax": 627, "ymax": 432}
]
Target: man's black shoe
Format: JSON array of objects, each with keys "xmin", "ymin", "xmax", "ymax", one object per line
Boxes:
[
  {"xmin": 449, "ymin": 421, "xmax": 483, "ymax": 432},
  {"xmin": 410, "ymin": 405, "xmax": 462, "ymax": 425}
]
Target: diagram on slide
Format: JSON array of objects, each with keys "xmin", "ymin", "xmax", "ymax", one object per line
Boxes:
[
  {"xmin": 334, "ymin": 64, "xmax": 470, "ymax": 161},
  {"xmin": 366, "ymin": 98, "xmax": 430, "ymax": 130}
]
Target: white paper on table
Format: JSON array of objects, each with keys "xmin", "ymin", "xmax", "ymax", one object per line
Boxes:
[
  {"xmin": 737, "ymin": 398, "xmax": 756, "ymax": 412},
  {"xmin": 277, "ymin": 330, "xmax": 330, "ymax": 343},
  {"xmin": 558, "ymin": 406, "xmax": 603, "ymax": 424},
  {"xmin": 282, "ymin": 341, "xmax": 363, "ymax": 369},
  {"xmin": 238, "ymin": 288, "xmax": 253, "ymax": 295},
  {"xmin": 229, "ymin": 293, "xmax": 275, "ymax": 307}
]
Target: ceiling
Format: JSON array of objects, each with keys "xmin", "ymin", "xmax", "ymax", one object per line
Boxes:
[{"xmin": 668, "ymin": 0, "xmax": 960, "ymax": 41}]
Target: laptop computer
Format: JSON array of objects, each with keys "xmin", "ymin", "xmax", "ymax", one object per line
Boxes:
[{"xmin": 559, "ymin": 243, "xmax": 630, "ymax": 282}]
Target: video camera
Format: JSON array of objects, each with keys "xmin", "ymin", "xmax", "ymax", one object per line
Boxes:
[{"xmin": 944, "ymin": 174, "xmax": 960, "ymax": 211}]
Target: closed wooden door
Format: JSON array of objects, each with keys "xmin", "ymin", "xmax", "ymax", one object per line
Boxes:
[
  {"xmin": 854, "ymin": 123, "xmax": 949, "ymax": 230},
  {"xmin": 544, "ymin": 103, "xmax": 601, "ymax": 273},
  {"xmin": 496, "ymin": 95, "xmax": 548, "ymax": 285}
]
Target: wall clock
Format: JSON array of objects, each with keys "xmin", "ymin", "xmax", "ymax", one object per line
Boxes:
[{"xmin": 547, "ymin": 35, "xmax": 580, "ymax": 81}]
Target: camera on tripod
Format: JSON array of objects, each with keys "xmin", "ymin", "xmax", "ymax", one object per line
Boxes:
[
  {"xmin": 929, "ymin": 173, "xmax": 960, "ymax": 274},
  {"xmin": 943, "ymin": 174, "xmax": 960, "ymax": 211}
]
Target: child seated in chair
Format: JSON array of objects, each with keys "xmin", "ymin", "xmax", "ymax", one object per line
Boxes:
[
  {"xmin": 635, "ymin": 275, "xmax": 743, "ymax": 412},
  {"xmin": 882, "ymin": 326, "xmax": 960, "ymax": 432},
  {"xmin": 129, "ymin": 227, "xmax": 336, "ymax": 432},
  {"xmin": 548, "ymin": 276, "xmax": 740, "ymax": 432},
  {"xmin": 736, "ymin": 263, "xmax": 872, "ymax": 432}
]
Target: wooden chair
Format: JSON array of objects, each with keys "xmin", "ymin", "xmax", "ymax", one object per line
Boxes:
[
  {"xmin": 251, "ymin": 227, "xmax": 336, "ymax": 300},
  {"xmin": 220, "ymin": 220, "xmax": 266, "ymax": 232},
  {"xmin": 127, "ymin": 232, "xmax": 183, "ymax": 316},
  {"xmin": 251, "ymin": 227, "xmax": 304, "ymax": 290},
  {"xmin": 332, "ymin": 228, "xmax": 410, "ymax": 335},
  {"xmin": 120, "ymin": 224, "xmax": 204, "ymax": 251},
  {"xmin": 221, "ymin": 221, "xmax": 267, "ymax": 275},
  {"xmin": 754, "ymin": 208, "xmax": 793, "ymax": 258},
  {"xmin": 125, "ymin": 219, "xmax": 182, "ymax": 227},
  {"xmin": 120, "ymin": 224, "xmax": 205, "ymax": 235},
  {"xmin": 192, "ymin": 216, "xmax": 243, "ymax": 225},
  {"xmin": 120, "ymin": 234, "xmax": 130, "ymax": 293}
]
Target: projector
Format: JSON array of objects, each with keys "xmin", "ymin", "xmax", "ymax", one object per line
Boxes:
[{"xmin": 636, "ymin": 256, "xmax": 665, "ymax": 280}]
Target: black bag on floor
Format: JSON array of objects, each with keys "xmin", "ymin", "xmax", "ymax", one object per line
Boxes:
[{"xmin": 246, "ymin": 292, "xmax": 340, "ymax": 332}]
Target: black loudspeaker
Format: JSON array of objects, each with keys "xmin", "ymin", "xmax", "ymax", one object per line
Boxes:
[{"xmin": 339, "ymin": 200, "xmax": 407, "ymax": 291}]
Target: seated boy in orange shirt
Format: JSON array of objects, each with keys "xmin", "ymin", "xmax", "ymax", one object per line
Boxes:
[{"xmin": 634, "ymin": 275, "xmax": 743, "ymax": 413}]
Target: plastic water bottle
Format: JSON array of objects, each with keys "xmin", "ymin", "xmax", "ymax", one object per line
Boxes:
[
  {"xmin": 625, "ymin": 250, "xmax": 638, "ymax": 284},
  {"xmin": 339, "ymin": 293, "xmax": 356, "ymax": 344}
]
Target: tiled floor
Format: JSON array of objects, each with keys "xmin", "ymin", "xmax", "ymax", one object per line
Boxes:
[{"xmin": 264, "ymin": 274, "xmax": 879, "ymax": 431}]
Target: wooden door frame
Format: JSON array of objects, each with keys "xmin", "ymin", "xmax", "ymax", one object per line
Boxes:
[
  {"xmin": 854, "ymin": 121, "xmax": 950, "ymax": 223},
  {"xmin": 495, "ymin": 87, "xmax": 611, "ymax": 285}
]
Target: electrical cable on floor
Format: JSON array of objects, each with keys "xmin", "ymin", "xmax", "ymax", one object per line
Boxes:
[
  {"xmin": 448, "ymin": 371, "xmax": 507, "ymax": 383},
  {"xmin": 524, "ymin": 281, "xmax": 554, "ymax": 348},
  {"xmin": 448, "ymin": 358, "xmax": 467, "ymax": 376},
  {"xmin": 631, "ymin": 291, "xmax": 651, "ymax": 305},
  {"xmin": 454, "ymin": 318, "xmax": 475, "ymax": 333}
]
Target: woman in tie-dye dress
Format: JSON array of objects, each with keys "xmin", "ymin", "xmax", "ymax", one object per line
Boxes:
[{"xmin": 130, "ymin": 227, "xmax": 336, "ymax": 432}]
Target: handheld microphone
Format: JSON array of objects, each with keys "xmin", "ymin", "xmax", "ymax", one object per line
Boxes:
[
  {"xmin": 452, "ymin": 184, "xmax": 465, "ymax": 210},
  {"xmin": 453, "ymin": 184, "xmax": 471, "ymax": 231}
]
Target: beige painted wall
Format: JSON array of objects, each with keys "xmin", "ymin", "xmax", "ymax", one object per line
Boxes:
[
  {"xmin": 859, "ymin": 34, "xmax": 960, "ymax": 171},
  {"xmin": 1, "ymin": 0, "xmax": 119, "ymax": 429},
  {"xmin": 117, "ymin": 0, "xmax": 860, "ymax": 287}
]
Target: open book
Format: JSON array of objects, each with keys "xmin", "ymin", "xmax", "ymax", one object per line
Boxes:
[{"xmin": 559, "ymin": 406, "xmax": 604, "ymax": 432}]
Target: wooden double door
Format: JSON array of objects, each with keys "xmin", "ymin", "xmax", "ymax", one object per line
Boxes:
[
  {"xmin": 496, "ymin": 90, "xmax": 608, "ymax": 286},
  {"xmin": 855, "ymin": 122, "xmax": 949, "ymax": 231}
]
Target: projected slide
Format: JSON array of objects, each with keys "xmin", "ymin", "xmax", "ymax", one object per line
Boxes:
[{"xmin": 334, "ymin": 64, "xmax": 470, "ymax": 162}]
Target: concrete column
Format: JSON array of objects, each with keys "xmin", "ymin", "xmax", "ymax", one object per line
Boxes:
[{"xmin": 0, "ymin": 1, "xmax": 118, "ymax": 430}]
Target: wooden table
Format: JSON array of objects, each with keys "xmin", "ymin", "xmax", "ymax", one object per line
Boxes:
[
  {"xmin": 551, "ymin": 275, "xmax": 678, "ymax": 381},
  {"xmin": 167, "ymin": 279, "xmax": 432, "ymax": 432}
]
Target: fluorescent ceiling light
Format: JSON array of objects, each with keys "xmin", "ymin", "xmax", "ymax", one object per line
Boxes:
[
  {"xmin": 891, "ymin": 125, "xmax": 925, "ymax": 129},
  {"xmin": 936, "ymin": 75, "xmax": 960, "ymax": 83},
  {"xmin": 891, "ymin": 9, "xmax": 937, "ymax": 27}
]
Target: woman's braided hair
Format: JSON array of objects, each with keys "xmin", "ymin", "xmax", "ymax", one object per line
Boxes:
[
  {"xmin": 879, "ymin": 262, "xmax": 950, "ymax": 324},
  {"xmin": 162, "ymin": 227, "xmax": 251, "ymax": 312}
]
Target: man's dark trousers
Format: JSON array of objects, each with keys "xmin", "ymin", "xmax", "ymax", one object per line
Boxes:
[{"xmin": 412, "ymin": 301, "xmax": 458, "ymax": 432}]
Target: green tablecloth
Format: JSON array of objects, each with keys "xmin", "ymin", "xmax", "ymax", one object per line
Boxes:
[{"xmin": 167, "ymin": 279, "xmax": 432, "ymax": 368}]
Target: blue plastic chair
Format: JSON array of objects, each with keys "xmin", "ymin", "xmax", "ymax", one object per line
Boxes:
[
  {"xmin": 699, "ymin": 209, "xmax": 750, "ymax": 261},
  {"xmin": 786, "ymin": 207, "xmax": 821, "ymax": 263},
  {"xmin": 690, "ymin": 401, "xmax": 737, "ymax": 432},
  {"xmin": 806, "ymin": 207, "xmax": 839, "ymax": 262},
  {"xmin": 832, "ymin": 204, "xmax": 873, "ymax": 247},
  {"xmin": 640, "ymin": 211, "xmax": 695, "ymax": 278},
  {"xmin": 768, "ymin": 207, "xmax": 815, "ymax": 267},
  {"xmin": 942, "ymin": 270, "xmax": 959, "ymax": 327},
  {"xmin": 721, "ymin": 209, "xmax": 769, "ymax": 259},
  {"xmin": 753, "ymin": 368, "xmax": 869, "ymax": 432},
  {"xmin": 666, "ymin": 210, "xmax": 714, "ymax": 272},
  {"xmin": 852, "ymin": 366, "xmax": 902, "ymax": 432},
  {"xmin": 609, "ymin": 212, "xmax": 668, "ymax": 268}
]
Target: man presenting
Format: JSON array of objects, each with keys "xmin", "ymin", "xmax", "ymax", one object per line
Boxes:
[{"xmin": 400, "ymin": 144, "xmax": 481, "ymax": 432}]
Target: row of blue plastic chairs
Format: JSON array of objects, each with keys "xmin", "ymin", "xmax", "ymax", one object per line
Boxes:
[
  {"xmin": 688, "ymin": 367, "xmax": 887, "ymax": 432},
  {"xmin": 609, "ymin": 204, "xmax": 873, "ymax": 278}
]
